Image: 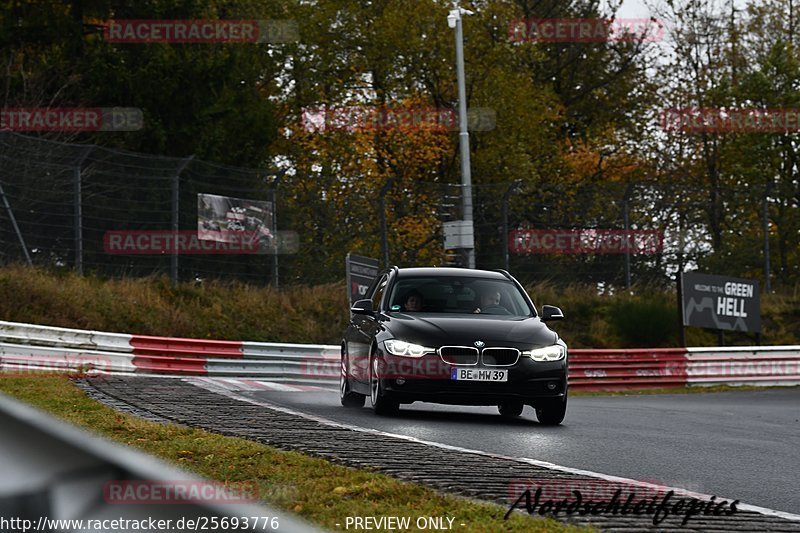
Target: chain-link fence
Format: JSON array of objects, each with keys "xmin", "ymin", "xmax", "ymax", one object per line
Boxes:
[
  {"xmin": 0, "ymin": 132, "xmax": 278, "ymax": 285},
  {"xmin": 0, "ymin": 132, "xmax": 778, "ymax": 289}
]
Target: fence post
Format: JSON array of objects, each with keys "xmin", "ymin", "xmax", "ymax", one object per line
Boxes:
[
  {"xmin": 171, "ymin": 156, "xmax": 194, "ymax": 287},
  {"xmin": 763, "ymin": 180, "xmax": 772, "ymax": 292},
  {"xmin": 72, "ymin": 146, "xmax": 93, "ymax": 275},
  {"xmin": 501, "ymin": 180, "xmax": 522, "ymax": 271},
  {"xmin": 623, "ymin": 183, "xmax": 634, "ymax": 290},
  {"xmin": 270, "ymin": 169, "xmax": 287, "ymax": 288},
  {"xmin": 378, "ymin": 176, "xmax": 397, "ymax": 267},
  {"xmin": 0, "ymin": 181, "xmax": 32, "ymax": 266},
  {"xmin": 677, "ymin": 271, "xmax": 686, "ymax": 347},
  {"xmin": 0, "ymin": 133, "xmax": 30, "ymax": 266}
]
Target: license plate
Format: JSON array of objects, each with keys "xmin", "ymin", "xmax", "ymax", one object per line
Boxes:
[{"xmin": 450, "ymin": 368, "xmax": 508, "ymax": 382}]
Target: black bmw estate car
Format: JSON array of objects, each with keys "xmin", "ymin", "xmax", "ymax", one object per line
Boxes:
[{"xmin": 340, "ymin": 266, "xmax": 568, "ymax": 424}]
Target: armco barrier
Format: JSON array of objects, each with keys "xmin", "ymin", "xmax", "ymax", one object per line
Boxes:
[
  {"xmin": 0, "ymin": 320, "xmax": 132, "ymax": 352},
  {"xmin": 0, "ymin": 343, "xmax": 136, "ymax": 374},
  {"xmin": 569, "ymin": 348, "xmax": 688, "ymax": 391},
  {"xmin": 687, "ymin": 346, "xmax": 800, "ymax": 387},
  {"xmin": 2, "ymin": 320, "xmax": 800, "ymax": 389},
  {"xmin": 130, "ymin": 335, "xmax": 243, "ymax": 376},
  {"xmin": 0, "ymin": 320, "xmax": 136, "ymax": 374},
  {"xmin": 204, "ymin": 342, "xmax": 340, "ymax": 385}
]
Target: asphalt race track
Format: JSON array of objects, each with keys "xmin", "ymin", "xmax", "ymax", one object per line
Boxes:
[
  {"xmin": 229, "ymin": 385, "xmax": 800, "ymax": 515},
  {"xmin": 81, "ymin": 378, "xmax": 800, "ymax": 531}
]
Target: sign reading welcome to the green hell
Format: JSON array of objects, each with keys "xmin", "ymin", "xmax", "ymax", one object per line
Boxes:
[{"xmin": 681, "ymin": 272, "xmax": 760, "ymax": 333}]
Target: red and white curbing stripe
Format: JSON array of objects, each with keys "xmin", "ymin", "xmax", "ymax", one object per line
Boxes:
[{"xmin": 2, "ymin": 321, "xmax": 800, "ymax": 388}]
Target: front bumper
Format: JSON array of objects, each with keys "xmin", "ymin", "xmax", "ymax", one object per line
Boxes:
[{"xmin": 375, "ymin": 352, "xmax": 567, "ymax": 406}]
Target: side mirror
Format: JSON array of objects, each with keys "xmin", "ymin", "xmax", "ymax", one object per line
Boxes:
[
  {"xmin": 541, "ymin": 305, "xmax": 564, "ymax": 322},
  {"xmin": 351, "ymin": 299, "xmax": 375, "ymax": 316}
]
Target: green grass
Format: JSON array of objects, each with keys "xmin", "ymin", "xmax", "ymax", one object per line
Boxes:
[
  {"xmin": 0, "ymin": 374, "xmax": 589, "ymax": 533},
  {"xmin": 1, "ymin": 264, "xmax": 798, "ymax": 347}
]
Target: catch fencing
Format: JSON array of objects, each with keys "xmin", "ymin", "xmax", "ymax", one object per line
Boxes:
[
  {"xmin": 1, "ymin": 131, "xmax": 765, "ymax": 289},
  {"xmin": 1, "ymin": 320, "xmax": 799, "ymax": 390}
]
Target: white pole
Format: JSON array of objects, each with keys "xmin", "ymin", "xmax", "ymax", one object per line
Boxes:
[{"xmin": 449, "ymin": 1, "xmax": 475, "ymax": 268}]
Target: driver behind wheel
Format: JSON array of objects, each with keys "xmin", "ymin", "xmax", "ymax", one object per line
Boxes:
[
  {"xmin": 403, "ymin": 290, "xmax": 424, "ymax": 312},
  {"xmin": 474, "ymin": 289, "xmax": 506, "ymax": 314}
]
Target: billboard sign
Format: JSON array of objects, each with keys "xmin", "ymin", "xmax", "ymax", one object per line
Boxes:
[
  {"xmin": 346, "ymin": 254, "xmax": 379, "ymax": 305},
  {"xmin": 681, "ymin": 272, "xmax": 760, "ymax": 333},
  {"xmin": 197, "ymin": 193, "xmax": 273, "ymax": 252}
]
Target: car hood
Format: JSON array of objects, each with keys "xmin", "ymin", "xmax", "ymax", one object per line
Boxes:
[{"xmin": 381, "ymin": 313, "xmax": 559, "ymax": 349}]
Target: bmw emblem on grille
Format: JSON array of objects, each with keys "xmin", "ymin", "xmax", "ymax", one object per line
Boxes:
[{"xmin": 474, "ymin": 340, "xmax": 485, "ymax": 348}]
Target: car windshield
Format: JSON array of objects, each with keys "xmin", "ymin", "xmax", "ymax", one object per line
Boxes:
[{"xmin": 387, "ymin": 276, "xmax": 534, "ymax": 317}]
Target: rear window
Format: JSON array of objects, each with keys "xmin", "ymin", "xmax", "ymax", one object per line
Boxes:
[{"xmin": 387, "ymin": 276, "xmax": 533, "ymax": 317}]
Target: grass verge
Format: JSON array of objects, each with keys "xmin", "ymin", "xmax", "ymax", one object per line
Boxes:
[
  {"xmin": 0, "ymin": 374, "xmax": 589, "ymax": 533},
  {"xmin": 2, "ymin": 264, "xmax": 799, "ymax": 347}
]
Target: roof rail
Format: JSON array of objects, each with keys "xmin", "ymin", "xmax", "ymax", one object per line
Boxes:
[{"xmin": 495, "ymin": 269, "xmax": 513, "ymax": 280}]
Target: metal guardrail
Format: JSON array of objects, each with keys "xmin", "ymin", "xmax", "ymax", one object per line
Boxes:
[
  {"xmin": 0, "ymin": 342, "xmax": 136, "ymax": 374},
  {"xmin": 0, "ymin": 320, "xmax": 132, "ymax": 352},
  {"xmin": 686, "ymin": 346, "xmax": 800, "ymax": 386},
  {"xmin": 0, "ymin": 392, "xmax": 321, "ymax": 532},
  {"xmin": 2, "ymin": 320, "xmax": 800, "ymax": 389},
  {"xmin": 209, "ymin": 342, "xmax": 339, "ymax": 383},
  {"xmin": 568, "ymin": 348, "xmax": 689, "ymax": 390},
  {"xmin": 242, "ymin": 342, "xmax": 340, "ymax": 359}
]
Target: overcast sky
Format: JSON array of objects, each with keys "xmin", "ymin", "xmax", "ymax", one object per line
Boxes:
[
  {"xmin": 617, "ymin": 0, "xmax": 655, "ymax": 19},
  {"xmin": 616, "ymin": 0, "xmax": 752, "ymax": 19}
]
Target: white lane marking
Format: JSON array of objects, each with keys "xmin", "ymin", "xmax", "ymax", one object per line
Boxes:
[
  {"xmin": 247, "ymin": 380, "xmax": 303, "ymax": 392},
  {"xmin": 186, "ymin": 377, "xmax": 326, "ymax": 392},
  {"xmin": 221, "ymin": 378, "xmax": 248, "ymax": 389},
  {"xmin": 188, "ymin": 378, "xmax": 800, "ymax": 523}
]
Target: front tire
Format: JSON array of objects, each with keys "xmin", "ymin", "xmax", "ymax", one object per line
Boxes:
[
  {"xmin": 535, "ymin": 394, "xmax": 567, "ymax": 425},
  {"xmin": 340, "ymin": 348, "xmax": 366, "ymax": 408},
  {"xmin": 370, "ymin": 356, "xmax": 399, "ymax": 415}
]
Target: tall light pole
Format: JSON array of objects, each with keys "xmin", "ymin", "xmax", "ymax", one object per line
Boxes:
[{"xmin": 448, "ymin": 1, "xmax": 475, "ymax": 269}]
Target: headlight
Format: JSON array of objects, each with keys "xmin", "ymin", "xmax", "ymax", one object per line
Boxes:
[
  {"xmin": 521, "ymin": 345, "xmax": 565, "ymax": 361},
  {"xmin": 384, "ymin": 340, "xmax": 435, "ymax": 357}
]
